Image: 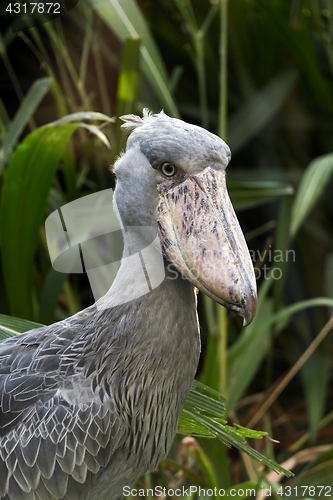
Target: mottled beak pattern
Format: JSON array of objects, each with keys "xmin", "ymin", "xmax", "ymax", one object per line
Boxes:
[{"xmin": 157, "ymin": 167, "xmax": 257, "ymax": 326}]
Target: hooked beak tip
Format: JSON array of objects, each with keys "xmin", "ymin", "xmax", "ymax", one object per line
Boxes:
[{"xmin": 242, "ymin": 289, "xmax": 257, "ymax": 327}]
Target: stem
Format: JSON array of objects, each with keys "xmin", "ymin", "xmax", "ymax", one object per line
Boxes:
[
  {"xmin": 0, "ymin": 34, "xmax": 24, "ymax": 103},
  {"xmin": 93, "ymin": 20, "xmax": 112, "ymax": 119},
  {"xmin": 0, "ymin": 95, "xmax": 10, "ymax": 132},
  {"xmin": 173, "ymin": 0, "xmax": 208, "ymax": 127},
  {"xmin": 143, "ymin": 471, "xmax": 153, "ymax": 500},
  {"xmin": 79, "ymin": 7, "xmax": 94, "ymax": 86},
  {"xmin": 217, "ymin": 0, "xmax": 228, "ymax": 402},
  {"xmin": 20, "ymin": 30, "xmax": 68, "ymax": 117},
  {"xmin": 195, "ymin": 31, "xmax": 209, "ymax": 129},
  {"xmin": 273, "ymin": 196, "xmax": 292, "ymax": 311},
  {"xmin": 217, "ymin": 304, "xmax": 227, "ymax": 396},
  {"xmin": 219, "ymin": 0, "xmax": 228, "ymax": 140},
  {"xmin": 63, "ymin": 281, "xmax": 82, "ymax": 316},
  {"xmin": 200, "ymin": 3, "xmax": 219, "ymax": 37},
  {"xmin": 44, "ymin": 20, "xmax": 91, "ymax": 110},
  {"xmin": 0, "ymin": 33, "xmax": 36, "ymax": 131}
]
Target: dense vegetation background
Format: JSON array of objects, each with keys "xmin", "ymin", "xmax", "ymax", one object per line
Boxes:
[{"xmin": 1, "ymin": 0, "xmax": 333, "ymax": 497}]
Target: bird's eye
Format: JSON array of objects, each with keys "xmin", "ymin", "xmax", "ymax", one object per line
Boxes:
[{"xmin": 161, "ymin": 162, "xmax": 176, "ymax": 177}]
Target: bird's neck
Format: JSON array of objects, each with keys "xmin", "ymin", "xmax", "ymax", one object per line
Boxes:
[
  {"xmin": 96, "ymin": 251, "xmax": 197, "ymax": 323},
  {"xmin": 96, "ymin": 224, "xmax": 169, "ymax": 310},
  {"xmin": 94, "ymin": 250, "xmax": 200, "ymax": 353},
  {"xmin": 105, "ymin": 258, "xmax": 201, "ymax": 392},
  {"xmin": 91, "ymin": 226, "xmax": 201, "ymax": 376}
]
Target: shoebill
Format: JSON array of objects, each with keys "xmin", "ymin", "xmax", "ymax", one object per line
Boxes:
[{"xmin": 0, "ymin": 111, "xmax": 257, "ymax": 500}]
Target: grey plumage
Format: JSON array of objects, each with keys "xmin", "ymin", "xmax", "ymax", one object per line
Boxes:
[{"xmin": 0, "ymin": 110, "xmax": 257, "ymax": 499}]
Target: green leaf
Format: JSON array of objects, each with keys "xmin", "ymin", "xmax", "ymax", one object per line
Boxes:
[
  {"xmin": 290, "ymin": 153, "xmax": 333, "ymax": 238},
  {"xmin": 181, "ymin": 380, "xmax": 291, "ymax": 476},
  {"xmin": 0, "ymin": 313, "xmax": 42, "ymax": 341},
  {"xmin": 87, "ymin": 0, "xmax": 179, "ymax": 117},
  {"xmin": 272, "ymin": 196, "xmax": 293, "ymax": 310},
  {"xmin": 1, "ymin": 109, "xmax": 114, "ymax": 320},
  {"xmin": 186, "ymin": 379, "xmax": 227, "ymax": 416},
  {"xmin": 326, "ymin": 253, "xmax": 333, "ymax": 304},
  {"xmin": 0, "ymin": 77, "xmax": 52, "ymax": 172},
  {"xmin": 37, "ymin": 267, "xmax": 68, "ymax": 325},
  {"xmin": 116, "ymin": 36, "xmax": 141, "ymax": 153},
  {"xmin": 301, "ymin": 354, "xmax": 331, "ymax": 442},
  {"xmin": 46, "ymin": 111, "xmax": 115, "ymax": 127},
  {"xmin": 227, "ymin": 299, "xmax": 273, "ymax": 412},
  {"xmin": 224, "ymin": 424, "xmax": 267, "ymax": 439},
  {"xmin": 228, "ymin": 180, "xmax": 294, "ymax": 211},
  {"xmin": 72, "ymin": 123, "xmax": 111, "ymax": 149},
  {"xmin": 271, "ymin": 297, "xmax": 333, "ymax": 326},
  {"xmin": 116, "ymin": 37, "xmax": 141, "ymax": 117},
  {"xmin": 0, "ymin": 124, "xmax": 78, "ymax": 319},
  {"xmin": 46, "ymin": 111, "xmax": 116, "ymax": 149},
  {"xmin": 228, "ymin": 68, "xmax": 299, "ymax": 154},
  {"xmin": 182, "ymin": 408, "xmax": 293, "ymax": 477},
  {"xmin": 200, "ymin": 328, "xmax": 219, "ymax": 391},
  {"xmin": 177, "ymin": 414, "xmax": 216, "ymax": 438}
]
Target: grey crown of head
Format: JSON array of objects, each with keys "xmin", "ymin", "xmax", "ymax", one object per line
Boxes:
[{"xmin": 120, "ymin": 110, "xmax": 231, "ymax": 175}]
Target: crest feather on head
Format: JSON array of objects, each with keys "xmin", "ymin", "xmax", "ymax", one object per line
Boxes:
[{"xmin": 120, "ymin": 109, "xmax": 166, "ymax": 132}]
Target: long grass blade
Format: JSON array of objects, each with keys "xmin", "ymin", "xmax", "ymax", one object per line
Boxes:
[
  {"xmin": 115, "ymin": 36, "xmax": 141, "ymax": 154},
  {"xmin": 301, "ymin": 354, "xmax": 331, "ymax": 442},
  {"xmin": 229, "ymin": 180, "xmax": 294, "ymax": 211},
  {"xmin": 0, "ymin": 125, "xmax": 78, "ymax": 319},
  {"xmin": 46, "ymin": 111, "xmax": 115, "ymax": 126},
  {"xmin": 228, "ymin": 68, "xmax": 298, "ymax": 154},
  {"xmin": 0, "ymin": 313, "xmax": 43, "ymax": 340},
  {"xmin": 0, "ymin": 77, "xmax": 52, "ymax": 172},
  {"xmin": 87, "ymin": 0, "xmax": 179, "ymax": 116},
  {"xmin": 227, "ymin": 300, "xmax": 273, "ymax": 412},
  {"xmin": 290, "ymin": 153, "xmax": 333, "ymax": 238},
  {"xmin": 37, "ymin": 267, "xmax": 69, "ymax": 325},
  {"xmin": 1, "ymin": 114, "xmax": 113, "ymax": 320},
  {"xmin": 182, "ymin": 408, "xmax": 293, "ymax": 477}
]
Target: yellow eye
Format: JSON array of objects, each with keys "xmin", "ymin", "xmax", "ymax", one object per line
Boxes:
[{"xmin": 161, "ymin": 162, "xmax": 176, "ymax": 177}]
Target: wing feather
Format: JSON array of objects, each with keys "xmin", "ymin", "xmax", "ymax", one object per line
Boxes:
[
  {"xmin": 0, "ymin": 455, "xmax": 10, "ymax": 496},
  {"xmin": 15, "ymin": 446, "xmax": 40, "ymax": 490},
  {"xmin": 41, "ymin": 462, "xmax": 69, "ymax": 497},
  {"xmin": 0, "ymin": 312, "xmax": 131, "ymax": 499},
  {"xmin": 12, "ymin": 463, "xmax": 32, "ymax": 493},
  {"xmin": 7, "ymin": 476, "xmax": 35, "ymax": 500},
  {"xmin": 64, "ymin": 475, "xmax": 91, "ymax": 500},
  {"xmin": 71, "ymin": 462, "xmax": 88, "ymax": 484},
  {"xmin": 21, "ymin": 435, "xmax": 41, "ymax": 468},
  {"xmin": 83, "ymin": 450, "xmax": 100, "ymax": 474},
  {"xmin": 36, "ymin": 436, "xmax": 57, "ymax": 479},
  {"xmin": 34, "ymin": 477, "xmax": 54, "ymax": 500},
  {"xmin": 57, "ymin": 445, "xmax": 75, "ymax": 474}
]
